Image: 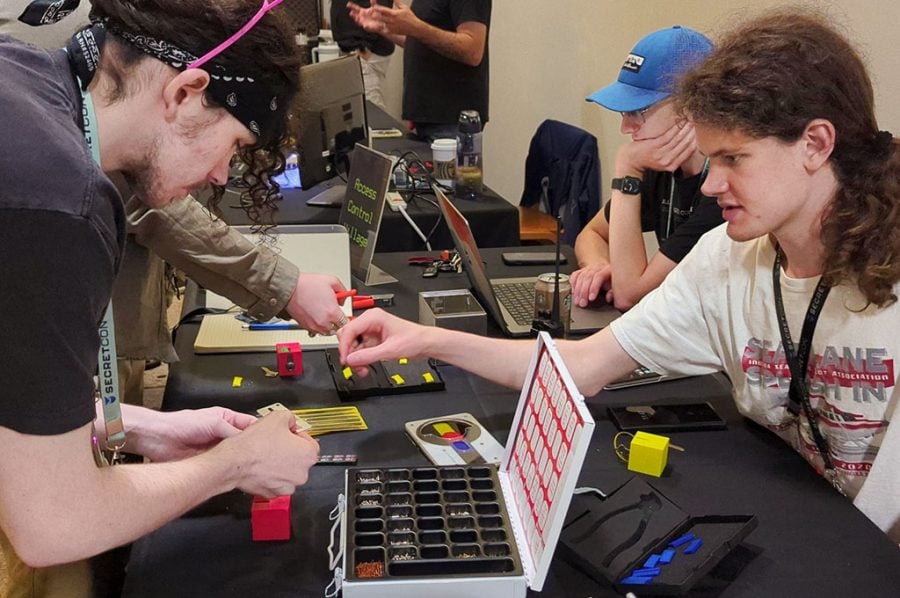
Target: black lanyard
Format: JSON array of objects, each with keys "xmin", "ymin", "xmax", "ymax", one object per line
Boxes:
[
  {"xmin": 662, "ymin": 158, "xmax": 709, "ymax": 240},
  {"xmin": 772, "ymin": 247, "xmax": 843, "ymax": 493}
]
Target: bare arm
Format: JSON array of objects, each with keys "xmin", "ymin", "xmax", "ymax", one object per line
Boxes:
[
  {"xmin": 349, "ymin": 1, "xmax": 487, "ymax": 66},
  {"xmin": 574, "ymin": 208, "xmax": 611, "ymax": 268},
  {"xmin": 0, "ymin": 408, "xmax": 318, "ymax": 567},
  {"xmin": 607, "ymin": 124, "xmax": 695, "ymax": 310},
  {"xmin": 338, "ymin": 310, "xmax": 638, "ymax": 397},
  {"xmin": 606, "ymin": 187, "xmax": 678, "ymax": 311},
  {"xmin": 407, "ymin": 19, "xmax": 486, "ymax": 67}
]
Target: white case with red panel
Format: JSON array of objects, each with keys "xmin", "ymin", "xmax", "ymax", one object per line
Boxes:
[{"xmin": 326, "ymin": 332, "xmax": 595, "ymax": 597}]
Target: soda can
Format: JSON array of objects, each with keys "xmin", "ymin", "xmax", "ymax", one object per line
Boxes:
[{"xmin": 534, "ymin": 273, "xmax": 571, "ymax": 336}]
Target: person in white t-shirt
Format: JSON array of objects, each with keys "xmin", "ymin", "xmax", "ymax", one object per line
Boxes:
[{"xmin": 337, "ymin": 9, "xmax": 900, "ymax": 541}]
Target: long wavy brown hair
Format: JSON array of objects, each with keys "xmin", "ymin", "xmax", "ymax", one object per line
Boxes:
[
  {"xmin": 90, "ymin": 0, "xmax": 302, "ymax": 227},
  {"xmin": 676, "ymin": 9, "xmax": 899, "ymax": 307}
]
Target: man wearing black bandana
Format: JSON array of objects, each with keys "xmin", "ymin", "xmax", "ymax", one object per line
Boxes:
[
  {"xmin": 0, "ymin": 1, "xmax": 324, "ymax": 595},
  {"xmin": 1, "ymin": 0, "xmax": 351, "ymax": 416}
]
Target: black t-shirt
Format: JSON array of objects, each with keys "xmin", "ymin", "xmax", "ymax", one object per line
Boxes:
[
  {"xmin": 403, "ymin": 0, "xmax": 491, "ymax": 125},
  {"xmin": 330, "ymin": 0, "xmax": 394, "ymax": 56},
  {"xmin": 604, "ymin": 168, "xmax": 723, "ymax": 263},
  {"xmin": 0, "ymin": 36, "xmax": 125, "ymax": 435}
]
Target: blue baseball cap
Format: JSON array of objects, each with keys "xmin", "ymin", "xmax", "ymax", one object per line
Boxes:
[{"xmin": 586, "ymin": 26, "xmax": 713, "ymax": 112}]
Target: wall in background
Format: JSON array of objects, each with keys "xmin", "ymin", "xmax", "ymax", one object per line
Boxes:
[{"xmin": 373, "ymin": 0, "xmax": 900, "ymax": 207}]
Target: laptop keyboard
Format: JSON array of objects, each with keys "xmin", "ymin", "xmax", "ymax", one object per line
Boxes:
[{"xmin": 492, "ymin": 281, "xmax": 535, "ymax": 326}]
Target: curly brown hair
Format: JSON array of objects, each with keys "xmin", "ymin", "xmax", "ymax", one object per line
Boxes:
[
  {"xmin": 676, "ymin": 8, "xmax": 899, "ymax": 307},
  {"xmin": 90, "ymin": 0, "xmax": 303, "ymax": 227}
]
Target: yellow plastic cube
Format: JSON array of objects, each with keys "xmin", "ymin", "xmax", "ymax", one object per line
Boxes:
[{"xmin": 627, "ymin": 431, "xmax": 670, "ymax": 477}]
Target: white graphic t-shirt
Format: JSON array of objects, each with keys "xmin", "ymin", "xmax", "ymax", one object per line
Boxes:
[{"xmin": 611, "ymin": 225, "xmax": 899, "ymax": 538}]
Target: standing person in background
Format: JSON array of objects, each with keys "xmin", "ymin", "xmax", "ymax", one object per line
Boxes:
[
  {"xmin": 571, "ymin": 26, "xmax": 722, "ymax": 311},
  {"xmin": 330, "ymin": 0, "xmax": 394, "ymax": 109},
  {"xmin": 347, "ymin": 0, "xmax": 491, "ymax": 142}
]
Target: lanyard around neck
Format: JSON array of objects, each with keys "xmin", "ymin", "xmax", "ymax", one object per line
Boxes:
[
  {"xmin": 81, "ymin": 87, "xmax": 127, "ymax": 455},
  {"xmin": 772, "ymin": 246, "xmax": 841, "ymax": 492},
  {"xmin": 663, "ymin": 158, "xmax": 710, "ymax": 240}
]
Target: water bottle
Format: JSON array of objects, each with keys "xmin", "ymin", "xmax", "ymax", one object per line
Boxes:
[{"xmin": 456, "ymin": 110, "xmax": 483, "ymax": 199}]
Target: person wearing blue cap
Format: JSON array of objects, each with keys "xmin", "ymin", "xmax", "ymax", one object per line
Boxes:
[{"xmin": 570, "ymin": 26, "xmax": 722, "ymax": 311}]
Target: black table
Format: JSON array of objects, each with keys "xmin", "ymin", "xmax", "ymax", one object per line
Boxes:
[
  {"xmin": 219, "ymin": 103, "xmax": 520, "ymax": 252},
  {"xmin": 123, "ymin": 247, "xmax": 900, "ymax": 597}
]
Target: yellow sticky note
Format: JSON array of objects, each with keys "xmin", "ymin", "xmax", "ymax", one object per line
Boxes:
[
  {"xmin": 391, "ymin": 374, "xmax": 405, "ymax": 385},
  {"xmin": 399, "ymin": 358, "xmax": 408, "ymax": 365},
  {"xmin": 232, "ymin": 376, "xmax": 243, "ymax": 387},
  {"xmin": 422, "ymin": 372, "xmax": 435, "ymax": 383},
  {"xmin": 342, "ymin": 366, "xmax": 353, "ymax": 380}
]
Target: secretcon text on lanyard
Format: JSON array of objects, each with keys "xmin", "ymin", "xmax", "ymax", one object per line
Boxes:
[
  {"xmin": 772, "ymin": 246, "xmax": 842, "ymax": 494},
  {"xmin": 82, "ymin": 87, "xmax": 127, "ymax": 464}
]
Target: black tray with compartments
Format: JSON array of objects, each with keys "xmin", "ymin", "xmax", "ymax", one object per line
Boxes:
[{"xmin": 325, "ymin": 350, "xmax": 445, "ymax": 400}]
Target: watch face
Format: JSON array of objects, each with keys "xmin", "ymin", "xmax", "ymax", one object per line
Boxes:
[
  {"xmin": 622, "ymin": 177, "xmax": 641, "ymax": 194},
  {"xmin": 614, "ymin": 177, "xmax": 641, "ymax": 194}
]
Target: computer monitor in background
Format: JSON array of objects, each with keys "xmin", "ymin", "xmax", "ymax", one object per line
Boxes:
[{"xmin": 293, "ymin": 55, "xmax": 369, "ymax": 205}]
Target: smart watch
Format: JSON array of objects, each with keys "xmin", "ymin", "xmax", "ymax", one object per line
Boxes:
[{"xmin": 611, "ymin": 176, "xmax": 642, "ymax": 195}]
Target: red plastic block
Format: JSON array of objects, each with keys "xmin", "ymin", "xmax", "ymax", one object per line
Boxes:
[
  {"xmin": 251, "ymin": 495, "xmax": 292, "ymax": 541},
  {"xmin": 276, "ymin": 342, "xmax": 303, "ymax": 377}
]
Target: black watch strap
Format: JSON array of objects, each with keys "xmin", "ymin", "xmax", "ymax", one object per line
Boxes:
[{"xmin": 612, "ymin": 176, "xmax": 642, "ymax": 195}]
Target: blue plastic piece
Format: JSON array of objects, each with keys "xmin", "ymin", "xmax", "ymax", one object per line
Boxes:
[
  {"xmin": 632, "ymin": 567, "xmax": 661, "ymax": 577},
  {"xmin": 670, "ymin": 532, "xmax": 696, "ymax": 548},
  {"xmin": 452, "ymin": 441, "xmax": 471, "ymax": 450},
  {"xmin": 684, "ymin": 538, "xmax": 704, "ymax": 555},
  {"xmin": 620, "ymin": 575, "xmax": 653, "ymax": 585},
  {"xmin": 659, "ymin": 548, "xmax": 676, "ymax": 564},
  {"xmin": 643, "ymin": 554, "xmax": 661, "ymax": 568}
]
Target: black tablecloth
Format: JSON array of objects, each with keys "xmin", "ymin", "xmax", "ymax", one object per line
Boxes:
[
  {"xmin": 219, "ymin": 103, "xmax": 520, "ymax": 252},
  {"xmin": 123, "ymin": 247, "xmax": 900, "ymax": 597}
]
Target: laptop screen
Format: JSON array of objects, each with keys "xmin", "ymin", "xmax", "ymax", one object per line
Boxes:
[{"xmin": 434, "ymin": 187, "xmax": 506, "ymax": 326}]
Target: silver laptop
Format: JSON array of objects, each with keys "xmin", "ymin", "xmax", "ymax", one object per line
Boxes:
[{"xmin": 435, "ymin": 187, "xmax": 620, "ymax": 337}]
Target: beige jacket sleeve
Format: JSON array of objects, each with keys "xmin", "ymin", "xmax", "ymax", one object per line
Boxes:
[{"xmin": 125, "ymin": 196, "xmax": 299, "ymax": 321}]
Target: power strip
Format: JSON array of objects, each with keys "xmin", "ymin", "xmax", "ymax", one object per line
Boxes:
[{"xmin": 386, "ymin": 191, "xmax": 407, "ymax": 211}]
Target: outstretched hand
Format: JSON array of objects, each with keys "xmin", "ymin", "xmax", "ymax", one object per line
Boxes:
[
  {"xmin": 347, "ymin": 1, "xmax": 419, "ymax": 37},
  {"xmin": 337, "ymin": 309, "xmax": 429, "ymax": 375}
]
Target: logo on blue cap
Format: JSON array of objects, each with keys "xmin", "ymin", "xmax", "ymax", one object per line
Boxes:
[{"xmin": 622, "ymin": 54, "xmax": 644, "ymax": 73}]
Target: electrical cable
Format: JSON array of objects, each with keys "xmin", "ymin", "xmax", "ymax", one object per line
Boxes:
[{"xmin": 397, "ymin": 204, "xmax": 432, "ymax": 250}]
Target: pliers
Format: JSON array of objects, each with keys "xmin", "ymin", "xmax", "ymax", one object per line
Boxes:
[
  {"xmin": 335, "ymin": 289, "xmax": 394, "ymax": 310},
  {"xmin": 571, "ymin": 492, "xmax": 662, "ymax": 566}
]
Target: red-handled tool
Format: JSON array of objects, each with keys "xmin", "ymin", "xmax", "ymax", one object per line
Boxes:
[{"xmin": 351, "ymin": 294, "xmax": 394, "ymax": 310}]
